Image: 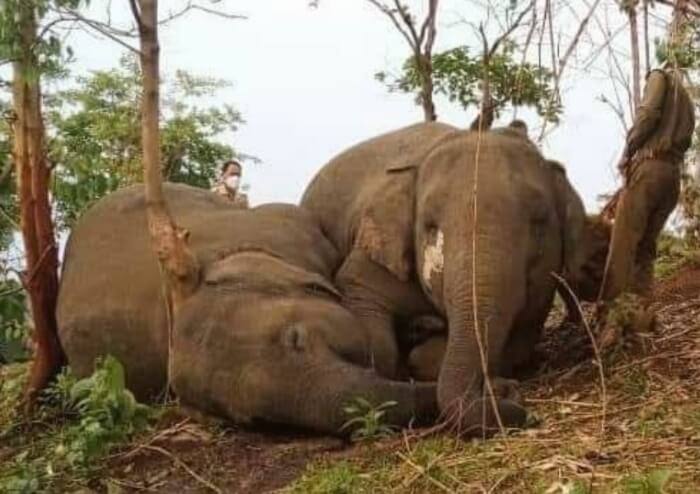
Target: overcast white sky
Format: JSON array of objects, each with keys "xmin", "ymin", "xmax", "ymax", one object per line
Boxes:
[{"xmin": 57, "ymin": 0, "xmax": 676, "ymax": 212}]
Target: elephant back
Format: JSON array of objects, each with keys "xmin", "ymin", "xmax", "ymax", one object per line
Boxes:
[
  {"xmin": 57, "ymin": 183, "xmax": 339, "ymax": 399},
  {"xmin": 301, "ymin": 122, "xmax": 458, "ymax": 257}
]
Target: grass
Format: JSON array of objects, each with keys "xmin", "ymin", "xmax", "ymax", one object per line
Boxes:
[
  {"xmin": 286, "ymin": 276, "xmax": 700, "ymax": 493},
  {"xmin": 1, "ymin": 265, "xmax": 698, "ymax": 493}
]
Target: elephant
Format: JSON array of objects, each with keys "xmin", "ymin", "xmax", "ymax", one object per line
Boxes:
[
  {"xmin": 301, "ymin": 122, "xmax": 604, "ymax": 435},
  {"xmin": 57, "ymin": 183, "xmax": 437, "ymax": 435}
]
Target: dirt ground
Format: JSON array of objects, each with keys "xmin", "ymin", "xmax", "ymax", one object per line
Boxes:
[{"xmin": 91, "ymin": 266, "xmax": 700, "ymax": 493}]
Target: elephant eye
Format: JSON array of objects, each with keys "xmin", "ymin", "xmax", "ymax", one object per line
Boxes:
[
  {"xmin": 282, "ymin": 325, "xmax": 307, "ymax": 352},
  {"xmin": 304, "ymin": 282, "xmax": 340, "ymax": 300}
]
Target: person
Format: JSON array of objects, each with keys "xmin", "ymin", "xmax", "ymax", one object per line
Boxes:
[
  {"xmin": 212, "ymin": 159, "xmax": 249, "ymax": 208},
  {"xmin": 599, "ymin": 63, "xmax": 695, "ymax": 301}
]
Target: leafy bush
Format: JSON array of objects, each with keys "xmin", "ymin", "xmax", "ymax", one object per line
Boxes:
[
  {"xmin": 340, "ymin": 397, "xmax": 397, "ymax": 441},
  {"xmin": 52, "ymin": 355, "xmax": 155, "ymax": 466},
  {"xmin": 655, "ymin": 233, "xmax": 700, "ymax": 279},
  {"xmin": 0, "ymin": 356, "xmax": 156, "ymax": 492}
]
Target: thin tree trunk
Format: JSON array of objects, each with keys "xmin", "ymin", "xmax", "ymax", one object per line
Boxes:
[
  {"xmin": 12, "ymin": 1, "xmax": 65, "ymax": 408},
  {"xmin": 627, "ymin": 2, "xmax": 641, "ymax": 110},
  {"xmin": 419, "ymin": 54, "xmax": 436, "ymax": 122},
  {"xmin": 643, "ymin": 0, "xmax": 650, "ymax": 76},
  {"xmin": 134, "ymin": 0, "xmax": 199, "ymax": 391}
]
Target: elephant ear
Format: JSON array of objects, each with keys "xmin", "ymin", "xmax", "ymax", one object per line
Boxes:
[
  {"xmin": 354, "ymin": 164, "xmax": 417, "ymax": 282},
  {"xmin": 547, "ymin": 160, "xmax": 587, "ymax": 279}
]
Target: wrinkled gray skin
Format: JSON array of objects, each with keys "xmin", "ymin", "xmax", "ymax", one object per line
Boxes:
[
  {"xmin": 57, "ymin": 183, "xmax": 437, "ymax": 435},
  {"xmin": 301, "ymin": 123, "xmax": 592, "ymax": 435}
]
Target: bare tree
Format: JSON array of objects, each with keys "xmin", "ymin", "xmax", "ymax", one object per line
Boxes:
[
  {"xmin": 367, "ymin": 0, "xmax": 439, "ymax": 121},
  {"xmin": 622, "ymin": 0, "xmax": 642, "ymax": 110}
]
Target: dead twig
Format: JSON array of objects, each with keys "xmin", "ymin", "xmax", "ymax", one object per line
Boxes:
[
  {"xmin": 142, "ymin": 445, "xmax": 222, "ymax": 494},
  {"xmin": 396, "ymin": 451, "xmax": 455, "ymax": 493},
  {"xmin": 552, "ymin": 272, "xmax": 607, "ymax": 491}
]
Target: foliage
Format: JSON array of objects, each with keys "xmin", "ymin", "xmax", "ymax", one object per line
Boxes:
[
  {"xmin": 0, "ymin": 356, "xmax": 156, "ymax": 492},
  {"xmin": 621, "ymin": 469, "xmax": 673, "ymax": 494},
  {"xmin": 340, "ymin": 397, "xmax": 397, "ymax": 441},
  {"xmin": 376, "ymin": 42, "xmax": 561, "ymax": 123},
  {"xmin": 49, "ymin": 355, "xmax": 155, "ymax": 466},
  {"xmin": 0, "ymin": 279, "xmax": 29, "ymax": 364},
  {"xmin": 0, "ymin": 96, "xmax": 18, "ymax": 256},
  {"xmin": 0, "ymin": 0, "xmax": 85, "ymax": 82},
  {"xmin": 654, "ymin": 232, "xmax": 700, "ymax": 279},
  {"xmin": 48, "ymin": 54, "xmax": 244, "ymax": 228}
]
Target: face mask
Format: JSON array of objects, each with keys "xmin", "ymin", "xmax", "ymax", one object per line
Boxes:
[{"xmin": 224, "ymin": 175, "xmax": 240, "ymax": 191}]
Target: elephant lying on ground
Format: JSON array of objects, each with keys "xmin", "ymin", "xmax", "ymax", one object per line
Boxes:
[
  {"xmin": 57, "ymin": 183, "xmax": 437, "ymax": 435},
  {"xmin": 301, "ymin": 122, "xmax": 605, "ymax": 435}
]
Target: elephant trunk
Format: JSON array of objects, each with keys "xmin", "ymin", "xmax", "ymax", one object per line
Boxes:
[
  {"xmin": 251, "ymin": 358, "xmax": 437, "ymax": 436},
  {"xmin": 437, "ymin": 216, "xmax": 527, "ymax": 436}
]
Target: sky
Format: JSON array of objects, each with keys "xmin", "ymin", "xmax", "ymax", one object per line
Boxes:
[{"xmin": 54, "ymin": 0, "xmax": 674, "ymax": 212}]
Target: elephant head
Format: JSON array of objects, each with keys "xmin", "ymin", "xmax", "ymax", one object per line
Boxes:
[
  {"xmin": 171, "ymin": 250, "xmax": 437, "ymax": 434},
  {"xmin": 366, "ymin": 128, "xmax": 590, "ymax": 434},
  {"xmin": 57, "ymin": 184, "xmax": 436, "ymax": 436}
]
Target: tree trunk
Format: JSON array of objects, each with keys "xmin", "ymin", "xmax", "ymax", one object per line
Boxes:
[
  {"xmin": 627, "ymin": 3, "xmax": 641, "ymax": 110},
  {"xmin": 469, "ymin": 65, "xmax": 495, "ymax": 131},
  {"xmin": 12, "ymin": 0, "xmax": 65, "ymax": 408},
  {"xmin": 135, "ymin": 0, "xmax": 199, "ymax": 392},
  {"xmin": 418, "ymin": 55, "xmax": 437, "ymax": 122}
]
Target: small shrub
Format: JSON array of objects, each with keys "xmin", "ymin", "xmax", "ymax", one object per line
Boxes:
[
  {"xmin": 0, "ymin": 452, "xmax": 43, "ymax": 494},
  {"xmin": 655, "ymin": 234, "xmax": 699, "ymax": 279},
  {"xmin": 0, "ymin": 355, "xmax": 156, "ymax": 492},
  {"xmin": 621, "ymin": 469, "xmax": 673, "ymax": 494},
  {"xmin": 54, "ymin": 355, "xmax": 155, "ymax": 466},
  {"xmin": 340, "ymin": 397, "xmax": 398, "ymax": 441}
]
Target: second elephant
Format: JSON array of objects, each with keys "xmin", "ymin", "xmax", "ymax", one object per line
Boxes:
[{"xmin": 301, "ymin": 122, "xmax": 601, "ymax": 435}]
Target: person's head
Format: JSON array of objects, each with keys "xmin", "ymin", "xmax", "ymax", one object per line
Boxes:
[
  {"xmin": 221, "ymin": 160, "xmax": 242, "ymax": 191},
  {"xmin": 221, "ymin": 160, "xmax": 242, "ymax": 178}
]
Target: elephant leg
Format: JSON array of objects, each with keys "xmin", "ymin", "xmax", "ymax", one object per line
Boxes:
[
  {"xmin": 408, "ymin": 334, "xmax": 446, "ymax": 381},
  {"xmin": 499, "ymin": 324, "xmax": 541, "ymax": 378},
  {"xmin": 335, "ymin": 249, "xmax": 433, "ymax": 379}
]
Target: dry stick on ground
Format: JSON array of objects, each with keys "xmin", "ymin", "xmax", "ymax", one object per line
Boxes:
[
  {"xmin": 142, "ymin": 445, "xmax": 222, "ymax": 494},
  {"xmin": 366, "ymin": 0, "xmax": 439, "ymax": 121},
  {"xmin": 552, "ymin": 272, "xmax": 607, "ymax": 491}
]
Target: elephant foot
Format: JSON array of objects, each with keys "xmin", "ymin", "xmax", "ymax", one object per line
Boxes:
[
  {"xmin": 440, "ymin": 378, "xmax": 527, "ymax": 438},
  {"xmin": 489, "ymin": 377, "xmax": 523, "ymax": 405}
]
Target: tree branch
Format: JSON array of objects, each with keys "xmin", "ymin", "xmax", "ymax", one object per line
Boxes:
[
  {"xmin": 559, "ymin": 0, "xmax": 603, "ymax": 76},
  {"xmin": 488, "ymin": 1, "xmax": 533, "ymax": 58},
  {"xmin": 366, "ymin": 0, "xmax": 416, "ymax": 50},
  {"xmin": 129, "ymin": 0, "xmax": 143, "ymax": 32}
]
